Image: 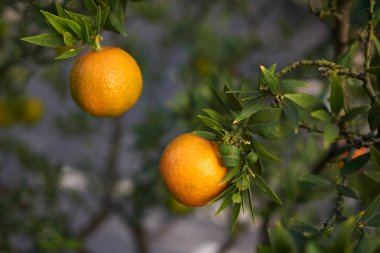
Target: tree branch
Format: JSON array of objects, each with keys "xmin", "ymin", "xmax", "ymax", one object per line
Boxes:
[
  {"xmin": 334, "ymin": 0, "xmax": 353, "ymax": 57},
  {"xmin": 78, "ymin": 117, "xmax": 123, "ymax": 239},
  {"xmin": 276, "ymin": 59, "xmax": 364, "ymax": 80},
  {"xmin": 362, "ymin": 0, "xmax": 377, "ymax": 105}
]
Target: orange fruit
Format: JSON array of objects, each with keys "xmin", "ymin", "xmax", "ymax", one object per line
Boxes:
[
  {"xmin": 159, "ymin": 133, "xmax": 227, "ymax": 207},
  {"xmin": 70, "ymin": 47, "xmax": 143, "ymax": 117},
  {"xmin": 21, "ymin": 97, "xmax": 44, "ymax": 124},
  {"xmin": 352, "ymin": 147, "xmax": 368, "ymax": 159},
  {"xmin": 336, "ymin": 147, "xmax": 369, "ymax": 168}
]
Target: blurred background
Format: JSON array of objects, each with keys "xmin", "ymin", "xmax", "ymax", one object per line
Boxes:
[{"xmin": 0, "ymin": 0, "xmax": 375, "ymax": 252}]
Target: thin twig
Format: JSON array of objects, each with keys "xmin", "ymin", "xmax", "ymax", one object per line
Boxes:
[
  {"xmin": 362, "ymin": 0, "xmax": 377, "ymax": 105},
  {"xmin": 334, "ymin": 0, "xmax": 353, "ymax": 57},
  {"xmin": 78, "ymin": 118, "xmax": 123, "ymax": 239},
  {"xmin": 276, "ymin": 59, "xmax": 364, "ymax": 80}
]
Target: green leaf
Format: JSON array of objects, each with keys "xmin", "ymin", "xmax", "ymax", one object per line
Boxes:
[
  {"xmin": 364, "ymin": 170, "xmax": 380, "ymax": 183},
  {"xmin": 209, "ymin": 184, "xmax": 235, "ymax": 204},
  {"xmin": 231, "ymin": 204, "xmax": 241, "ymax": 230},
  {"xmin": 337, "ymin": 184, "xmax": 359, "ymax": 200},
  {"xmin": 193, "ymin": 131, "xmax": 217, "ymax": 141},
  {"xmin": 337, "ymin": 43, "xmax": 357, "ymax": 68},
  {"xmin": 281, "ymin": 79, "xmax": 309, "ymax": 88},
  {"xmin": 202, "ymin": 108, "xmax": 225, "ymax": 123},
  {"xmin": 247, "ymin": 184, "xmax": 255, "ymax": 222},
  {"xmin": 300, "ymin": 174, "xmax": 333, "ymax": 189},
  {"xmin": 254, "ymin": 174, "xmax": 282, "ymax": 205},
  {"xmin": 364, "ymin": 66, "xmax": 380, "ymax": 74},
  {"xmin": 41, "ymin": 11, "xmax": 81, "ymax": 37},
  {"xmin": 224, "ymin": 83, "xmax": 242, "ymax": 111},
  {"xmin": 260, "ymin": 65, "xmax": 280, "ymax": 94},
  {"xmin": 323, "ymin": 123, "xmax": 339, "ymax": 148},
  {"xmin": 367, "ymin": 213, "xmax": 380, "ymax": 227},
  {"xmin": 268, "ymin": 223, "xmax": 298, "ymax": 253},
  {"xmin": 95, "ymin": 5, "xmax": 102, "ymax": 34},
  {"xmin": 370, "ymin": 145, "xmax": 380, "ymax": 170},
  {"xmin": 21, "ymin": 33, "xmax": 64, "ymax": 48},
  {"xmin": 331, "ymin": 213, "xmax": 364, "ymax": 252},
  {"xmin": 218, "ymin": 144, "xmax": 241, "ymax": 167},
  {"xmin": 109, "ymin": 0, "xmax": 127, "ymax": 36},
  {"xmin": 284, "ymin": 93, "xmax": 326, "ymax": 111},
  {"xmin": 234, "ymin": 97, "xmax": 264, "ymax": 123},
  {"xmin": 83, "ymin": 0, "xmax": 98, "ymax": 13},
  {"xmin": 56, "ymin": 2, "xmax": 70, "ymax": 18},
  {"xmin": 311, "ymin": 109, "xmax": 331, "ymax": 122},
  {"xmin": 340, "ymin": 153, "xmax": 370, "ymax": 176},
  {"xmin": 289, "ymin": 219, "xmax": 320, "ymax": 237},
  {"xmin": 249, "ymin": 108, "xmax": 294, "ymax": 139},
  {"xmin": 251, "ymin": 139, "xmax": 281, "ymax": 161},
  {"xmin": 222, "ymin": 166, "xmax": 240, "ymax": 183},
  {"xmin": 55, "ymin": 47, "xmax": 83, "ymax": 59},
  {"xmin": 361, "ymin": 193, "xmax": 380, "ymax": 223},
  {"xmin": 341, "ymin": 106, "xmax": 369, "ymax": 123},
  {"xmin": 368, "ymin": 102, "xmax": 380, "ymax": 130},
  {"xmin": 215, "ymin": 193, "xmax": 233, "ymax": 215},
  {"xmin": 80, "ymin": 18, "xmax": 91, "ymax": 43},
  {"xmin": 330, "ymin": 73, "xmax": 344, "ymax": 114},
  {"xmin": 65, "ymin": 10, "xmax": 92, "ymax": 24},
  {"xmin": 282, "ymin": 98, "xmax": 299, "ymax": 132},
  {"xmin": 63, "ymin": 31, "xmax": 76, "ymax": 46},
  {"xmin": 100, "ymin": 7, "xmax": 110, "ymax": 29},
  {"xmin": 373, "ymin": 36, "xmax": 380, "ymax": 58},
  {"xmin": 197, "ymin": 115, "xmax": 224, "ymax": 133}
]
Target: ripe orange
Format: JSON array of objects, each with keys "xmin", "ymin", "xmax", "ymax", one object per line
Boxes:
[
  {"xmin": 159, "ymin": 133, "xmax": 227, "ymax": 207},
  {"xmin": 70, "ymin": 47, "xmax": 143, "ymax": 117}
]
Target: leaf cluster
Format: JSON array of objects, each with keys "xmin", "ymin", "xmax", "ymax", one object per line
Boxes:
[{"xmin": 21, "ymin": 0, "xmax": 133, "ymax": 59}]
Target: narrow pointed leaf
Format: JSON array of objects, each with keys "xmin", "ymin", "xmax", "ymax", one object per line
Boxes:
[
  {"xmin": 55, "ymin": 47, "xmax": 83, "ymax": 59},
  {"xmin": 251, "ymin": 139, "xmax": 281, "ymax": 161},
  {"xmin": 254, "ymin": 174, "xmax": 282, "ymax": 205},
  {"xmin": 21, "ymin": 33, "xmax": 64, "ymax": 48},
  {"xmin": 197, "ymin": 115, "xmax": 224, "ymax": 133},
  {"xmin": 231, "ymin": 204, "xmax": 241, "ymax": 230},
  {"xmin": 222, "ymin": 166, "xmax": 240, "ymax": 183},
  {"xmin": 330, "ymin": 73, "xmax": 344, "ymax": 114},
  {"xmin": 364, "ymin": 170, "xmax": 380, "ymax": 183},
  {"xmin": 337, "ymin": 43, "xmax": 357, "ymax": 68},
  {"xmin": 300, "ymin": 174, "xmax": 333, "ymax": 189},
  {"xmin": 284, "ymin": 94, "xmax": 326, "ymax": 111},
  {"xmin": 370, "ymin": 145, "xmax": 380, "ymax": 170},
  {"xmin": 224, "ymin": 83, "xmax": 242, "ymax": 111},
  {"xmin": 311, "ymin": 109, "xmax": 331, "ymax": 122},
  {"xmin": 234, "ymin": 98, "xmax": 264, "ymax": 123},
  {"xmin": 215, "ymin": 194, "xmax": 232, "ymax": 215},
  {"xmin": 193, "ymin": 131, "xmax": 217, "ymax": 141},
  {"xmin": 261, "ymin": 65, "xmax": 280, "ymax": 94},
  {"xmin": 341, "ymin": 106, "xmax": 369, "ymax": 123},
  {"xmin": 361, "ymin": 193, "xmax": 380, "ymax": 223},
  {"xmin": 340, "ymin": 153, "xmax": 370, "ymax": 176},
  {"xmin": 323, "ymin": 123, "xmax": 339, "ymax": 148},
  {"xmin": 337, "ymin": 184, "xmax": 360, "ymax": 200}
]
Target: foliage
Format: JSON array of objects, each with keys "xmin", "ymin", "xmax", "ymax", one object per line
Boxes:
[{"xmin": 1, "ymin": 0, "xmax": 380, "ymax": 252}]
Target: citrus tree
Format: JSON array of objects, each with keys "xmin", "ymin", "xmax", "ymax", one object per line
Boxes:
[{"xmin": 1, "ymin": 0, "xmax": 380, "ymax": 253}]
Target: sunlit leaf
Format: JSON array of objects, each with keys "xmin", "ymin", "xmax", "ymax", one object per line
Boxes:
[{"xmin": 21, "ymin": 33, "xmax": 64, "ymax": 48}]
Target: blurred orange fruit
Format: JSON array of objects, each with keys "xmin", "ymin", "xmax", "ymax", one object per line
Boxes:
[
  {"xmin": 159, "ymin": 133, "xmax": 227, "ymax": 207},
  {"xmin": 21, "ymin": 97, "xmax": 44, "ymax": 124},
  {"xmin": 70, "ymin": 47, "xmax": 143, "ymax": 117},
  {"xmin": 337, "ymin": 147, "xmax": 369, "ymax": 168}
]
